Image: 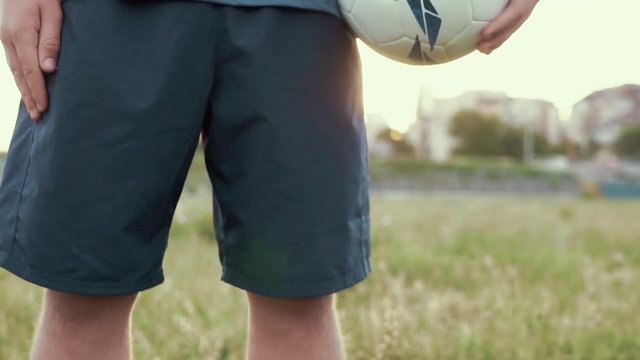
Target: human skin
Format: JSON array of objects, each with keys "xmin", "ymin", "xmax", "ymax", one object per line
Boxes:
[
  {"xmin": 477, "ymin": 0, "xmax": 540, "ymax": 55},
  {"xmin": 28, "ymin": 290, "xmax": 344, "ymax": 360},
  {"xmin": 0, "ymin": 0, "xmax": 61, "ymax": 121},
  {"xmin": 29, "ymin": 290, "xmax": 138, "ymax": 360}
]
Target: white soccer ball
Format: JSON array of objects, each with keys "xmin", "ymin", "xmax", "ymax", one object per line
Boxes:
[{"xmin": 339, "ymin": 0, "xmax": 508, "ymax": 65}]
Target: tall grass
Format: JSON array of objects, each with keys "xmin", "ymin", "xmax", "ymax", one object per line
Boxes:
[{"xmin": 1, "ymin": 191, "xmax": 639, "ymax": 359}]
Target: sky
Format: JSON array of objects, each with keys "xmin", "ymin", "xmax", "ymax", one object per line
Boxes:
[{"xmin": 2, "ymin": 0, "xmax": 640, "ymax": 151}]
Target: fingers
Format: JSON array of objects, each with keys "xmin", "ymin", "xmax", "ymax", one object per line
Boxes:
[
  {"xmin": 477, "ymin": 0, "xmax": 537, "ymax": 54},
  {"xmin": 14, "ymin": 27, "xmax": 47, "ymax": 119},
  {"xmin": 0, "ymin": 0, "xmax": 62, "ymax": 122},
  {"xmin": 481, "ymin": 1, "xmax": 523, "ymax": 41},
  {"xmin": 478, "ymin": 18, "xmax": 524, "ymax": 54},
  {"xmin": 3, "ymin": 43, "xmax": 40, "ymax": 120},
  {"xmin": 38, "ymin": 2, "xmax": 63, "ymax": 73}
]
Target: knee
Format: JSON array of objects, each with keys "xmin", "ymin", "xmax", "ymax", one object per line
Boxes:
[
  {"xmin": 42, "ymin": 289, "xmax": 138, "ymax": 327},
  {"xmin": 247, "ymin": 292, "xmax": 335, "ymax": 319}
]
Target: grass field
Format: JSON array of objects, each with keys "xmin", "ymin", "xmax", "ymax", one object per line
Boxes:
[
  {"xmin": 1, "ymin": 152, "xmax": 639, "ymax": 359},
  {"xmin": 1, "ymin": 189, "xmax": 639, "ymax": 359}
]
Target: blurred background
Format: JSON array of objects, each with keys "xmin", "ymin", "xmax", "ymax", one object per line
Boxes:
[{"xmin": 1, "ymin": 0, "xmax": 640, "ymax": 359}]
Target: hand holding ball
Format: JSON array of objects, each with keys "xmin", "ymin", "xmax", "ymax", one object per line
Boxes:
[{"xmin": 339, "ymin": 0, "xmax": 509, "ymax": 65}]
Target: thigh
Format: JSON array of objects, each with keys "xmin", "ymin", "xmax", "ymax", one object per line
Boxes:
[
  {"xmin": 205, "ymin": 6, "xmax": 371, "ymax": 298},
  {"xmin": 0, "ymin": 0, "xmax": 218, "ymax": 295}
]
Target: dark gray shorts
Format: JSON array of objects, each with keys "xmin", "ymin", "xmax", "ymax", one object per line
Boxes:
[{"xmin": 0, "ymin": 0, "xmax": 370, "ymax": 298}]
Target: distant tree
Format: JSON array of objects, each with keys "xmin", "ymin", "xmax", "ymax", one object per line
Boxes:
[
  {"xmin": 451, "ymin": 109, "xmax": 557, "ymax": 161},
  {"xmin": 450, "ymin": 110, "xmax": 502, "ymax": 157},
  {"xmin": 375, "ymin": 127, "xmax": 414, "ymax": 155},
  {"xmin": 534, "ymin": 133, "xmax": 552, "ymax": 156},
  {"xmin": 544, "ymin": 140, "xmax": 567, "ymax": 156},
  {"xmin": 498, "ymin": 125, "xmax": 524, "ymax": 159},
  {"xmin": 615, "ymin": 124, "xmax": 640, "ymax": 159}
]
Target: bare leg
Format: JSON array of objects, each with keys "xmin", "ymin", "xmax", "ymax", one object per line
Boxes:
[
  {"xmin": 30, "ymin": 289, "xmax": 138, "ymax": 360},
  {"xmin": 246, "ymin": 292, "xmax": 345, "ymax": 360}
]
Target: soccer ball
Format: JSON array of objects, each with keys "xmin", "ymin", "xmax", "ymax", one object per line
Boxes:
[{"xmin": 339, "ymin": 0, "xmax": 508, "ymax": 65}]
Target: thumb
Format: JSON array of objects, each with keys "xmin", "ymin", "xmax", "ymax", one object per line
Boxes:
[{"xmin": 38, "ymin": 1, "xmax": 63, "ymax": 73}]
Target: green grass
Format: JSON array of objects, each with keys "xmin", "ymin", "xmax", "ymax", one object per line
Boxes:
[{"xmin": 1, "ymin": 192, "xmax": 639, "ymax": 359}]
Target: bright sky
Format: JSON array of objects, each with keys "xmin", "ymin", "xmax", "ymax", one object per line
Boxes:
[{"xmin": 2, "ymin": 0, "xmax": 640, "ymax": 151}]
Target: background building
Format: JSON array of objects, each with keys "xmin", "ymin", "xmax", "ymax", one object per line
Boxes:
[
  {"xmin": 568, "ymin": 84, "xmax": 640, "ymax": 146},
  {"xmin": 409, "ymin": 87, "xmax": 563, "ymax": 162}
]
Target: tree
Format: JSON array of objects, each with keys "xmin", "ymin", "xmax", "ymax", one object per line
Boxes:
[
  {"xmin": 615, "ymin": 124, "xmax": 640, "ymax": 159},
  {"xmin": 499, "ymin": 125, "xmax": 524, "ymax": 159},
  {"xmin": 450, "ymin": 110, "xmax": 502, "ymax": 157},
  {"xmin": 450, "ymin": 109, "xmax": 555, "ymax": 161}
]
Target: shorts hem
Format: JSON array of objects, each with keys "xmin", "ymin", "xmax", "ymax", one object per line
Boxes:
[
  {"xmin": 0, "ymin": 256, "xmax": 165, "ymax": 296},
  {"xmin": 220, "ymin": 264, "xmax": 370, "ymax": 298}
]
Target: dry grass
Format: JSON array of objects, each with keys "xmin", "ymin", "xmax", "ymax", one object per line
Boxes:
[{"xmin": 1, "ymin": 192, "xmax": 639, "ymax": 359}]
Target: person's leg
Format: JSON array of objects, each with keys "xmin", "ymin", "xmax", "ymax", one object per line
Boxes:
[
  {"xmin": 205, "ymin": 5, "xmax": 370, "ymax": 358},
  {"xmin": 30, "ymin": 290, "xmax": 138, "ymax": 360},
  {"xmin": 246, "ymin": 293, "xmax": 344, "ymax": 360},
  {"xmin": 0, "ymin": 0, "xmax": 221, "ymax": 357}
]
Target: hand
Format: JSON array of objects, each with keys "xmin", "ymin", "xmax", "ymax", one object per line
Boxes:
[
  {"xmin": 1, "ymin": 0, "xmax": 62, "ymax": 121},
  {"xmin": 477, "ymin": 0, "xmax": 538, "ymax": 55}
]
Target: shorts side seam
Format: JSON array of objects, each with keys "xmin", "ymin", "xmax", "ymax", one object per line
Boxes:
[
  {"xmin": 6, "ymin": 119, "xmax": 37, "ymax": 261},
  {"xmin": 359, "ymin": 181, "xmax": 371, "ymax": 275}
]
